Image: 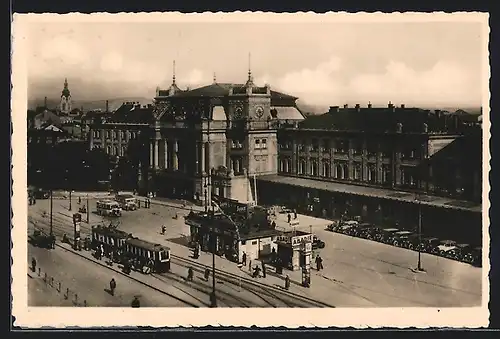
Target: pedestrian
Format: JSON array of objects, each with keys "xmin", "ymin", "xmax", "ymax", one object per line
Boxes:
[
  {"xmin": 285, "ymin": 275, "xmax": 290, "ymax": 290},
  {"xmin": 252, "ymin": 265, "xmax": 261, "ymax": 278},
  {"xmin": 187, "ymin": 267, "xmax": 194, "ymax": 281},
  {"xmin": 204, "ymin": 268, "xmax": 210, "ymax": 281},
  {"xmin": 131, "ymin": 296, "xmax": 140, "ymax": 308},
  {"xmin": 248, "ymin": 259, "xmax": 252, "ymax": 272},
  {"xmin": 294, "ymin": 210, "xmax": 297, "ymax": 219},
  {"xmin": 287, "ymin": 213, "xmax": 291, "ymax": 224},
  {"xmin": 261, "ymin": 261, "xmax": 266, "ymax": 278},
  {"xmin": 161, "ymin": 225, "xmax": 166, "ymax": 235},
  {"xmin": 31, "ymin": 257, "xmax": 37, "ymax": 273},
  {"xmin": 78, "ymin": 196, "xmax": 82, "ymax": 204},
  {"xmin": 315, "ymin": 254, "xmax": 323, "ymax": 271},
  {"xmin": 137, "ymin": 200, "xmax": 141, "ymax": 208},
  {"xmin": 271, "ymin": 220, "xmax": 276, "ymax": 229},
  {"xmin": 242, "ymin": 252, "xmax": 247, "ymax": 266},
  {"xmin": 109, "ymin": 278, "xmax": 116, "ymax": 296}
]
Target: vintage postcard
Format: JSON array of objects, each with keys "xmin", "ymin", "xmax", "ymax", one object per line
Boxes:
[{"xmin": 11, "ymin": 12, "xmax": 490, "ymax": 328}]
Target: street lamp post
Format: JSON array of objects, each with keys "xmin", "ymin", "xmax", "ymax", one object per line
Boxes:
[
  {"xmin": 49, "ymin": 189, "xmax": 53, "ymax": 236},
  {"xmin": 416, "ymin": 196, "xmax": 424, "ymax": 272},
  {"xmin": 87, "ymin": 193, "xmax": 90, "ymax": 223}
]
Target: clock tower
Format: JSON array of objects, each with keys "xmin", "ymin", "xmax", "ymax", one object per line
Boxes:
[{"xmin": 227, "ymin": 66, "xmax": 278, "ymax": 184}]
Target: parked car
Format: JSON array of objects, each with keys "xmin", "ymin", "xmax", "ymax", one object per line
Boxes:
[
  {"xmin": 416, "ymin": 237, "xmax": 441, "ymax": 253},
  {"xmin": 326, "ymin": 221, "xmax": 339, "ymax": 232},
  {"xmin": 437, "ymin": 240, "xmax": 458, "ymax": 257},
  {"xmin": 463, "ymin": 246, "xmax": 482, "ymax": 267},
  {"xmin": 400, "ymin": 234, "xmax": 421, "ymax": 250},
  {"xmin": 375, "ymin": 228, "xmax": 400, "ymax": 244},
  {"xmin": 351, "ymin": 223, "xmax": 373, "ymax": 237},
  {"xmin": 391, "ymin": 231, "xmax": 414, "ymax": 247},
  {"xmin": 312, "ymin": 235, "xmax": 325, "ymax": 249},
  {"xmin": 448, "ymin": 243, "xmax": 473, "ymax": 261}
]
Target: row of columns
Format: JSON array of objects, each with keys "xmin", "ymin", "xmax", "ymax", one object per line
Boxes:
[{"xmin": 150, "ymin": 139, "xmax": 179, "ymax": 170}]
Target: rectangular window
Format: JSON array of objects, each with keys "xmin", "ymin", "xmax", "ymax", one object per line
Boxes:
[
  {"xmin": 255, "ymin": 139, "xmax": 261, "ymax": 149},
  {"xmin": 251, "ymin": 240, "xmax": 258, "ymax": 245},
  {"xmin": 261, "ymin": 139, "xmax": 267, "ymax": 149}
]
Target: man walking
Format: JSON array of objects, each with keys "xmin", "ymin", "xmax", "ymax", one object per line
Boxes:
[
  {"xmin": 109, "ymin": 278, "xmax": 117, "ymax": 296},
  {"xmin": 315, "ymin": 254, "xmax": 323, "ymax": 271},
  {"xmin": 31, "ymin": 257, "xmax": 37, "ymax": 273},
  {"xmin": 242, "ymin": 252, "xmax": 247, "ymax": 266},
  {"xmin": 261, "ymin": 261, "xmax": 267, "ymax": 278}
]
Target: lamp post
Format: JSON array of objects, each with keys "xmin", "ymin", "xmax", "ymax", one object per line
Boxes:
[
  {"xmin": 50, "ymin": 189, "xmax": 53, "ymax": 236},
  {"xmin": 69, "ymin": 190, "xmax": 72, "ymax": 211},
  {"xmin": 86, "ymin": 193, "xmax": 90, "ymax": 223},
  {"xmin": 415, "ymin": 196, "xmax": 424, "ymax": 272}
]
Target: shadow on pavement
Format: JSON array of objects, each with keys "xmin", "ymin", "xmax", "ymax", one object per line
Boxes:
[{"xmin": 167, "ymin": 235, "xmax": 191, "ymax": 248}]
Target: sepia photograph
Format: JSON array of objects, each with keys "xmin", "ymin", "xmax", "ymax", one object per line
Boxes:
[{"xmin": 11, "ymin": 12, "xmax": 490, "ymax": 328}]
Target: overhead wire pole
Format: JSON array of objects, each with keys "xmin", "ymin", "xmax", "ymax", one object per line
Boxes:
[{"xmin": 50, "ymin": 189, "xmax": 53, "ymax": 236}]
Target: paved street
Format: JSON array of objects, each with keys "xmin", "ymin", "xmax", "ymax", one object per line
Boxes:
[
  {"xmin": 28, "ymin": 242, "xmax": 190, "ymax": 307},
  {"xmin": 27, "ymin": 194, "xmax": 483, "ymax": 307}
]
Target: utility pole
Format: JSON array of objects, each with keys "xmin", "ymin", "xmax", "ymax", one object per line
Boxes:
[
  {"xmin": 69, "ymin": 190, "xmax": 72, "ymax": 211},
  {"xmin": 415, "ymin": 195, "xmax": 424, "ymax": 272},
  {"xmin": 86, "ymin": 193, "xmax": 90, "ymax": 223},
  {"xmin": 50, "ymin": 189, "xmax": 53, "ymax": 236}
]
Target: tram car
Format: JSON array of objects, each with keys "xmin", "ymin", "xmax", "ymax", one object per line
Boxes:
[
  {"xmin": 90, "ymin": 225, "xmax": 129, "ymax": 254},
  {"xmin": 122, "ymin": 237, "xmax": 171, "ymax": 274}
]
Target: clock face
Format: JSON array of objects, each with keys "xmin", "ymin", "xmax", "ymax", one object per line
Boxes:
[
  {"xmin": 234, "ymin": 106, "xmax": 243, "ymax": 119},
  {"xmin": 255, "ymin": 106, "xmax": 264, "ymax": 118}
]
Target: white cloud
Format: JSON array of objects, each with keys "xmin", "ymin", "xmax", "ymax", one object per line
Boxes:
[
  {"xmin": 183, "ymin": 69, "xmax": 211, "ymax": 87},
  {"xmin": 266, "ymin": 56, "xmax": 479, "ymax": 108},
  {"xmin": 100, "ymin": 52, "xmax": 124, "ymax": 72}
]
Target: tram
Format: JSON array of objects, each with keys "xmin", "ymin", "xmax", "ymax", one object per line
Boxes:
[
  {"xmin": 89, "ymin": 225, "xmax": 171, "ymax": 274},
  {"xmin": 122, "ymin": 237, "xmax": 171, "ymax": 274},
  {"xmin": 90, "ymin": 224, "xmax": 129, "ymax": 254}
]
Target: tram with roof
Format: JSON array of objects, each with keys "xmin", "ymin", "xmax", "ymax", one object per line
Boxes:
[{"xmin": 122, "ymin": 237, "xmax": 171, "ymax": 274}]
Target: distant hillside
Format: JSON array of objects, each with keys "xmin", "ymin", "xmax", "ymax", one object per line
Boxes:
[{"xmin": 28, "ymin": 97, "xmax": 153, "ymax": 112}]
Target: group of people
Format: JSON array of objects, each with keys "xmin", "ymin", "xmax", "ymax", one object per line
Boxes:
[
  {"xmin": 28, "ymin": 195, "xmax": 37, "ymax": 206},
  {"xmin": 287, "ymin": 210, "xmax": 298, "ymax": 224},
  {"xmin": 142, "ymin": 198, "xmax": 152, "ymax": 209}
]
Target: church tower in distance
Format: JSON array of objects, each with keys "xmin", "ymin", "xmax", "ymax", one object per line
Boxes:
[{"xmin": 59, "ymin": 78, "xmax": 72, "ymax": 114}]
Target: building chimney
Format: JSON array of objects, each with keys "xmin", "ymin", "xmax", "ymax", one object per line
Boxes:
[
  {"xmin": 329, "ymin": 106, "xmax": 340, "ymax": 113},
  {"xmin": 355, "ymin": 104, "xmax": 360, "ymax": 111},
  {"xmin": 343, "ymin": 104, "xmax": 348, "ymax": 109},
  {"xmin": 368, "ymin": 102, "xmax": 372, "ymax": 109},
  {"xmin": 400, "ymin": 104, "xmax": 405, "ymax": 109},
  {"xmin": 388, "ymin": 101, "xmax": 394, "ymax": 109},
  {"xmin": 44, "ymin": 96, "xmax": 47, "ymax": 107},
  {"xmin": 105, "ymin": 100, "xmax": 109, "ymax": 112}
]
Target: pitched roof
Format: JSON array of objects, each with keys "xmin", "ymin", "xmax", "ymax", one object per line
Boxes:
[
  {"xmin": 171, "ymin": 83, "xmax": 298, "ymax": 100},
  {"xmin": 108, "ymin": 103, "xmax": 154, "ymax": 124},
  {"xmin": 298, "ymin": 106, "xmax": 431, "ymax": 133}
]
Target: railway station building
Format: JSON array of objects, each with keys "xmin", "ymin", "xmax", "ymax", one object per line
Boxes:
[{"xmin": 89, "ymin": 64, "xmax": 483, "ymax": 245}]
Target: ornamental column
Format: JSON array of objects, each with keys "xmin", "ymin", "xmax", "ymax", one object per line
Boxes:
[
  {"xmin": 154, "ymin": 140, "xmax": 159, "ymax": 169},
  {"xmin": 149, "ymin": 142, "xmax": 154, "ymax": 168}
]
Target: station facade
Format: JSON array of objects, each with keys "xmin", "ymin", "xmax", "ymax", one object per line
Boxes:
[{"xmin": 89, "ymin": 64, "xmax": 483, "ymax": 245}]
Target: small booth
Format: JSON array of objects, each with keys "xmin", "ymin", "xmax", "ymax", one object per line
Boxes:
[{"xmin": 276, "ymin": 230, "xmax": 313, "ymax": 271}]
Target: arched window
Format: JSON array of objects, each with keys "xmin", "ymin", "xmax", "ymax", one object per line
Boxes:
[
  {"xmin": 279, "ymin": 159, "xmax": 285, "ymax": 172},
  {"xmin": 106, "ymin": 146, "xmax": 112, "ymax": 154},
  {"xmin": 354, "ymin": 164, "xmax": 361, "ymax": 180},
  {"xmin": 311, "ymin": 161, "xmax": 318, "ymax": 176},
  {"xmin": 122, "ymin": 146, "xmax": 127, "ymax": 156},
  {"xmin": 299, "ymin": 159, "xmax": 306, "ymax": 175},
  {"xmin": 113, "ymin": 146, "xmax": 118, "ymax": 156},
  {"xmin": 322, "ymin": 162, "xmax": 330, "ymax": 177},
  {"xmin": 336, "ymin": 164, "xmax": 344, "ymax": 179},
  {"xmin": 368, "ymin": 166, "xmax": 376, "ymax": 182}
]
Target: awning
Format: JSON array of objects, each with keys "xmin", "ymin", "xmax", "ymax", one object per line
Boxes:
[
  {"xmin": 271, "ymin": 106, "xmax": 305, "ymax": 121},
  {"xmin": 257, "ymin": 174, "xmax": 482, "ymax": 213}
]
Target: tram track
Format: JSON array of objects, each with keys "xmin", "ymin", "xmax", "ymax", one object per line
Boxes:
[
  {"xmin": 170, "ymin": 255, "xmax": 330, "ymax": 308},
  {"xmin": 28, "ymin": 210, "xmax": 331, "ymax": 308},
  {"xmin": 28, "ymin": 222, "xmax": 201, "ymax": 308}
]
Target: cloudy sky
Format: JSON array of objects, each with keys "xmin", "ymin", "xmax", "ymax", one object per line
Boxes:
[{"xmin": 24, "ymin": 15, "xmax": 486, "ymax": 109}]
